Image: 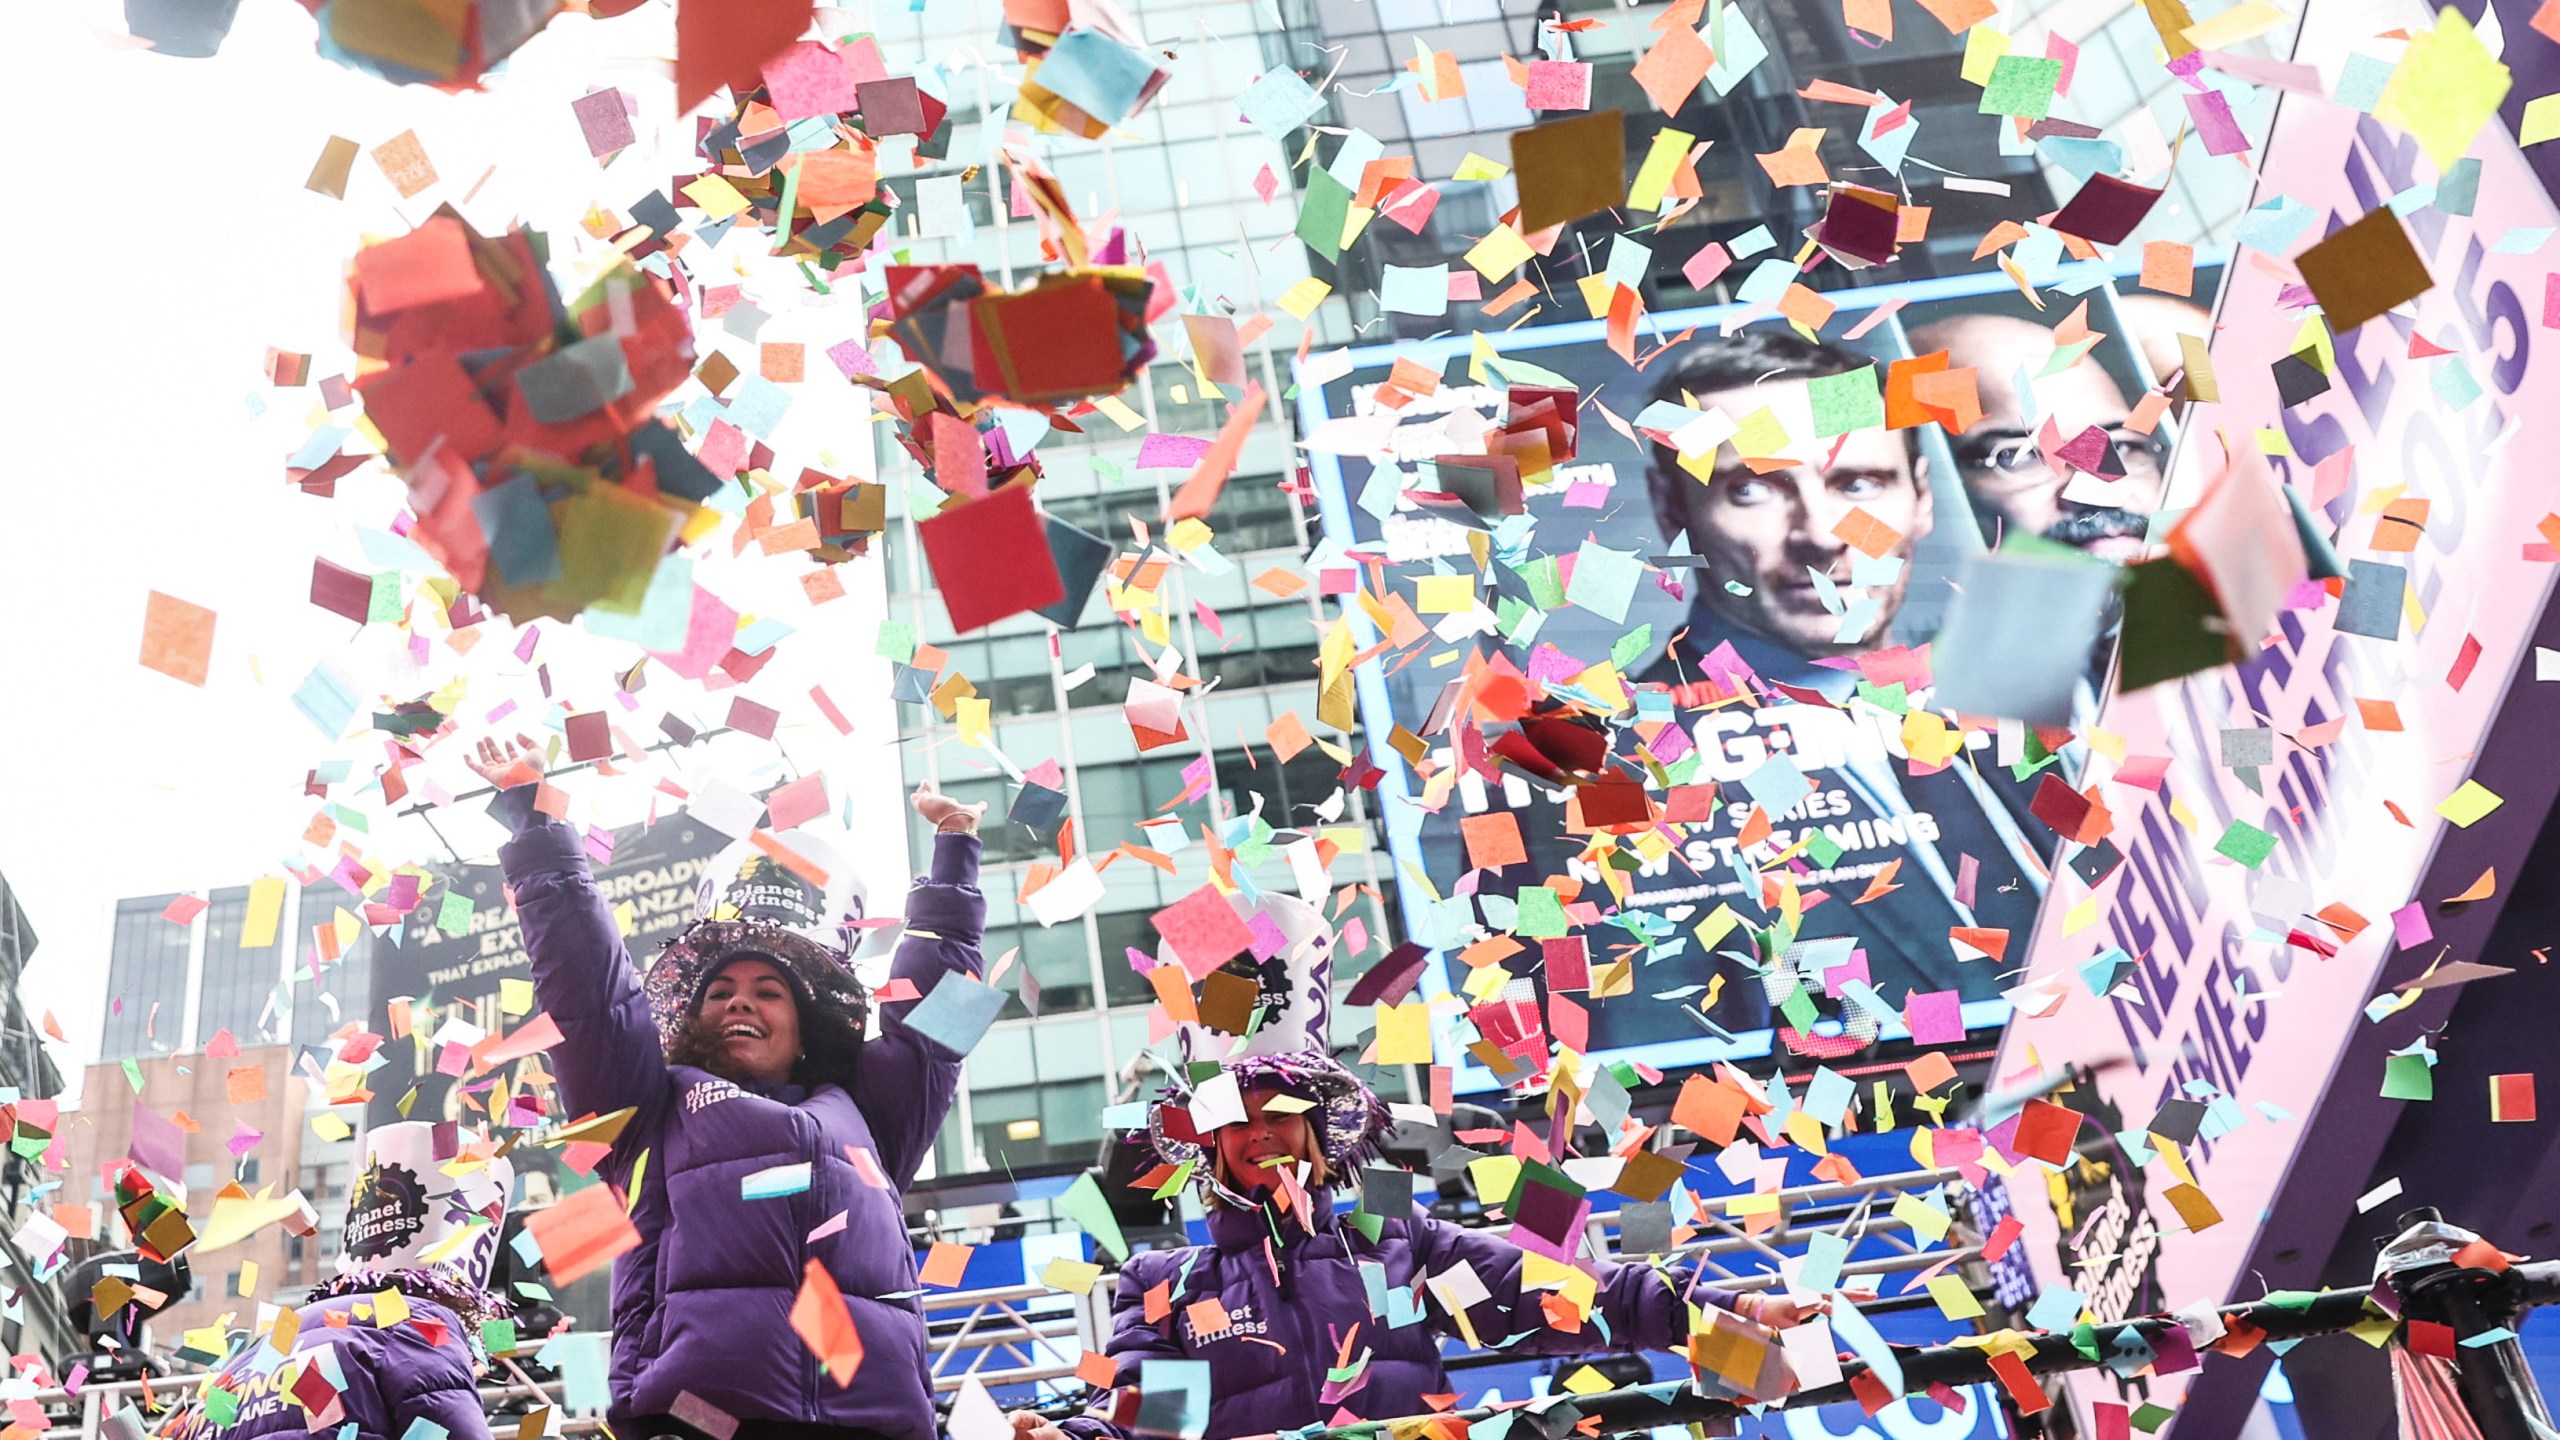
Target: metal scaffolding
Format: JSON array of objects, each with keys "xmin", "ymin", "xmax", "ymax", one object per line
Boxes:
[{"xmin": 27, "ymin": 1206, "xmax": 2558, "ymax": 1440}]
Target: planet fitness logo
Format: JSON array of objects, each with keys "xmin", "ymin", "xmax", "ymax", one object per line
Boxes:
[
  {"xmin": 721, "ymin": 855, "xmax": 826, "ymax": 929},
  {"xmin": 344, "ymin": 1160, "xmax": 432, "ymax": 1262}
]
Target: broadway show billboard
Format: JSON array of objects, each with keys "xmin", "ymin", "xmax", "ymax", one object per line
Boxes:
[
  {"xmin": 1302, "ymin": 260, "xmax": 2221, "ymax": 1089},
  {"xmin": 1993, "ymin": 0, "xmax": 2560, "ymax": 1428},
  {"xmin": 368, "ymin": 814, "xmax": 730, "ymax": 1126}
]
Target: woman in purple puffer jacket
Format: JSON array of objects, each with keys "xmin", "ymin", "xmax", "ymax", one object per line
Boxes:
[
  {"xmin": 1010, "ymin": 893, "xmax": 1814, "ymax": 1440},
  {"xmin": 467, "ymin": 738, "xmax": 986, "ymax": 1440},
  {"xmin": 166, "ymin": 1123, "xmax": 513, "ymax": 1440}
]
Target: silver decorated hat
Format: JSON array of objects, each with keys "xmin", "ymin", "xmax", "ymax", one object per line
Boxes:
[
  {"xmin": 1143, "ymin": 891, "xmax": 1392, "ymax": 1177},
  {"xmin": 643, "ymin": 828, "xmax": 871, "ymax": 1055}
]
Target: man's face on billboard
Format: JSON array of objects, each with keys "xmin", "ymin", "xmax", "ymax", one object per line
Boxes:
[
  {"xmin": 1919, "ymin": 313, "xmax": 2168, "ymax": 563},
  {"xmin": 1652, "ymin": 377, "xmax": 1932, "ymax": 659}
]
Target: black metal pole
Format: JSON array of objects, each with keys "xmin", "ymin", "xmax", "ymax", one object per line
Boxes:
[
  {"xmin": 1300, "ymin": 1286, "xmax": 2386, "ymax": 1440},
  {"xmin": 2390, "ymin": 1212, "xmax": 2558, "ymax": 1440}
]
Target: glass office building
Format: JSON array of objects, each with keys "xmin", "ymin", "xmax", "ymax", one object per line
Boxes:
[
  {"xmin": 868, "ymin": 0, "xmax": 1413, "ymax": 1190},
  {"xmin": 98, "ymin": 883, "xmax": 373, "ymax": 1063},
  {"xmin": 1309, "ymin": 0, "xmax": 2262, "ymax": 341}
]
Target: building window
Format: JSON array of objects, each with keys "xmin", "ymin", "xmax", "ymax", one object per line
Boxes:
[
  {"xmin": 978, "ymin": 921, "xmax": 1098, "ymax": 1021},
  {"xmin": 966, "ymin": 1078, "xmax": 1109, "ymax": 1172},
  {"xmin": 1092, "ymin": 910, "xmax": 1163, "ymax": 1009},
  {"xmin": 196, "ymin": 885, "xmax": 278, "ymax": 1049},
  {"xmin": 1196, "ymin": 605, "xmax": 1321, "ymax": 693},
  {"xmin": 1059, "ymin": 626, "xmax": 1159, "ymax": 712},
  {"xmin": 911, "ymin": 774, "xmax": 1050, "ymax": 867},
  {"xmin": 101, "ymin": 896, "xmax": 191, "ymax": 1061},
  {"xmin": 293, "ymin": 922, "xmax": 373, "ymax": 1051}
]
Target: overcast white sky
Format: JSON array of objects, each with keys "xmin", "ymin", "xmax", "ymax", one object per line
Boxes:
[{"xmin": 0, "ymin": 1, "xmax": 918, "ymax": 1106}]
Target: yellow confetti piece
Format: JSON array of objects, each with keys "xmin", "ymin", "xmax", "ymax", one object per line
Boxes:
[
  {"xmin": 1453, "ymin": 152, "xmax": 1511, "ymax": 181},
  {"xmin": 2525, "ymin": 94, "xmax": 2560, "ymax": 146},
  {"xmin": 1276, "ymin": 277, "xmax": 1333, "ymax": 319},
  {"xmin": 243, "ymin": 877, "xmax": 288, "ymax": 949},
  {"xmin": 2061, "ymin": 894, "xmax": 2102, "ymax": 935},
  {"xmin": 1891, "ymin": 1190, "xmax": 1952, "ymax": 1242},
  {"xmin": 1628, "ymin": 126, "xmax": 1697, "ymax": 211},
  {"xmin": 1041, "ymin": 1257, "xmax": 1105, "ymax": 1294},
  {"xmin": 1468, "ymin": 1154, "xmax": 1522, "ymax": 1203},
  {"xmin": 2374, "ymin": 8, "xmax": 2513, "ymax": 172},
  {"xmin": 1464, "ymin": 224, "xmax": 1536, "ymax": 279},
  {"xmin": 1960, "ymin": 26, "xmax": 2012, "ymax": 85},
  {"xmin": 1090, "ymin": 392, "xmax": 1146, "ymax": 431},
  {"xmin": 2180, "ymin": 0, "xmax": 2287, "ymax": 48},
  {"xmin": 1374, "ymin": 1001, "xmax": 1433, "ymax": 1063},
  {"xmin": 681, "ymin": 174, "xmax": 753, "ymax": 219},
  {"xmin": 1730, "ymin": 405, "xmax": 1793, "ymax": 460},
  {"xmin": 1927, "ymin": 1273, "xmax": 1985, "ymax": 1319},
  {"xmin": 1560, "ymin": 1365, "xmax": 1615, "ymax": 1395},
  {"xmin": 2436, "ymin": 779, "xmax": 2505, "ymax": 827}
]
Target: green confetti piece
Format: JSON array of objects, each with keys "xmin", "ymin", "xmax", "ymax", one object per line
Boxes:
[
  {"xmin": 2214, "ymin": 820, "xmax": 2277, "ymax": 868},
  {"xmin": 437, "ymin": 891, "xmax": 475, "ymax": 937},
  {"xmin": 2381, "ymin": 1052, "xmax": 2434, "ymax": 1101},
  {"xmin": 1980, "ymin": 56, "xmax": 2065, "ymax": 120},
  {"xmin": 1610, "ymin": 623, "xmax": 1655, "ymax": 674},
  {"xmin": 1779, "ymin": 984, "xmax": 1821, "ymax": 1032},
  {"xmin": 1806, "ymin": 364, "xmax": 1885, "ymax": 436},
  {"xmin": 1513, "ymin": 886, "xmax": 1569, "ymax": 939}
]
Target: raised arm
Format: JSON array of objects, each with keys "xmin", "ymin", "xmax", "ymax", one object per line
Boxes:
[
  {"xmin": 854, "ymin": 783, "xmax": 989, "ymax": 1188},
  {"xmin": 1407, "ymin": 1211, "xmax": 1736, "ymax": 1357},
  {"xmin": 471, "ymin": 737, "xmax": 669, "ymax": 1156}
]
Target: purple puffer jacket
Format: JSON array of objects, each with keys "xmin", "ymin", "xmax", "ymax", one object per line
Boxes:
[
  {"xmin": 1061, "ymin": 1192, "xmax": 1735, "ymax": 1440},
  {"xmin": 499, "ymin": 801, "xmax": 983, "ymax": 1440},
  {"xmin": 167, "ymin": 1294, "xmax": 488, "ymax": 1440}
]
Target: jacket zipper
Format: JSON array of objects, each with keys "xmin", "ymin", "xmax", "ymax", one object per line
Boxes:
[
  {"xmin": 805, "ymin": 1117, "xmax": 824, "ymax": 1419},
  {"xmin": 1259, "ymin": 1231, "xmax": 1322, "ymax": 1424}
]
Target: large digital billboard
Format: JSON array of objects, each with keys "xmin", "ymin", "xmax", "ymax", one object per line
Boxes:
[
  {"xmin": 1300, "ymin": 258, "xmax": 2221, "ymax": 1091},
  {"xmin": 1992, "ymin": 3, "xmax": 2560, "ymax": 1431}
]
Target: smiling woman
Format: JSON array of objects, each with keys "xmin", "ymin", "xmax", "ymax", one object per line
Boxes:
[
  {"xmin": 464, "ymin": 734, "xmax": 988, "ymax": 1440},
  {"xmin": 662, "ymin": 954, "xmax": 855, "ymax": 1090}
]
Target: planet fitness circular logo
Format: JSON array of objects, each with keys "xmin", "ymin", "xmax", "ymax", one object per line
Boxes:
[{"xmin": 345, "ymin": 1160, "xmax": 431, "ymax": 1262}]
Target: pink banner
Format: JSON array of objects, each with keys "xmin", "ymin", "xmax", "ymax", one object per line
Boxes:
[{"xmin": 1994, "ymin": 47, "xmax": 2560, "ymax": 1431}]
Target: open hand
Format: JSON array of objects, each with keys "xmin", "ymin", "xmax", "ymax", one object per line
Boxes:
[
  {"xmin": 466, "ymin": 734, "xmax": 542, "ymax": 790},
  {"xmin": 1736, "ymin": 1292, "xmax": 1828, "ymax": 1329},
  {"xmin": 913, "ymin": 779, "xmax": 987, "ymax": 834},
  {"xmin": 1007, "ymin": 1412, "xmax": 1066, "ymax": 1440}
]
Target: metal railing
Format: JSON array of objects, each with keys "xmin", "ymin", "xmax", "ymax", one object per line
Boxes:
[
  {"xmin": 33, "ymin": 1161, "xmax": 1989, "ymax": 1437},
  {"xmin": 1299, "ymin": 1232, "xmax": 2560, "ymax": 1440}
]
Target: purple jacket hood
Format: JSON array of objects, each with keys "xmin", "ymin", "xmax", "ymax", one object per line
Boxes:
[
  {"xmin": 498, "ymin": 796, "xmax": 983, "ymax": 1440},
  {"xmin": 1062, "ymin": 1189, "xmax": 1732, "ymax": 1440}
]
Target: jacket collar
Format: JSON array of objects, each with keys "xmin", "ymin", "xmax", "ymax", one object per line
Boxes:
[{"xmin": 1206, "ymin": 1186, "xmax": 1337, "ymax": 1252}]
